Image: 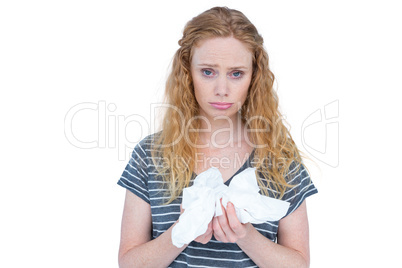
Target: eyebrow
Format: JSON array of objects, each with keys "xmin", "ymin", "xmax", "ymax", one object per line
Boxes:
[{"xmin": 197, "ymin": 63, "xmax": 249, "ymax": 70}]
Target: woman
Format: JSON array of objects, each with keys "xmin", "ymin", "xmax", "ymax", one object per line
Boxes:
[{"xmin": 118, "ymin": 6, "xmax": 317, "ymax": 267}]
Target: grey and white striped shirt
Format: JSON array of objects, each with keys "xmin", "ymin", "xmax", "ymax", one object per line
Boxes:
[{"xmin": 118, "ymin": 133, "xmax": 318, "ymax": 267}]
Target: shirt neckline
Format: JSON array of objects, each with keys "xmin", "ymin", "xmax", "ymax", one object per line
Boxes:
[{"xmin": 191, "ymin": 149, "xmax": 255, "ymax": 185}]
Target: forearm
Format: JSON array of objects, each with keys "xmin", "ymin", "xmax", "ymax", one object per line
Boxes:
[
  {"xmin": 236, "ymin": 225, "xmax": 309, "ymax": 268},
  {"xmin": 119, "ymin": 224, "xmax": 185, "ymax": 268}
]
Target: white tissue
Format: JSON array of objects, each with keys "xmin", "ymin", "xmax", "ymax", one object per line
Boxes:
[
  {"xmin": 220, "ymin": 168, "xmax": 291, "ymax": 224},
  {"xmin": 171, "ymin": 168, "xmax": 226, "ymax": 248},
  {"xmin": 171, "ymin": 167, "xmax": 290, "ymax": 248}
]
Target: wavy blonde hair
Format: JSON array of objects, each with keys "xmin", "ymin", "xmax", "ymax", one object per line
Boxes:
[{"xmin": 152, "ymin": 6, "xmax": 303, "ymax": 203}]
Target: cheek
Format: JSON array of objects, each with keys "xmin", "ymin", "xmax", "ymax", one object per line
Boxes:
[
  {"xmin": 192, "ymin": 75, "xmax": 210, "ymax": 102},
  {"xmin": 192, "ymin": 77, "xmax": 202, "ymax": 99},
  {"xmin": 239, "ymin": 77, "xmax": 252, "ymax": 100},
  {"xmin": 192, "ymin": 81, "xmax": 207, "ymax": 108}
]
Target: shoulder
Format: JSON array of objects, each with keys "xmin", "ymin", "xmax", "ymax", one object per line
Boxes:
[
  {"xmin": 282, "ymin": 161, "xmax": 318, "ymax": 216},
  {"xmin": 136, "ymin": 131, "xmax": 161, "ymax": 149},
  {"xmin": 131, "ymin": 131, "xmax": 162, "ymax": 158},
  {"xmin": 118, "ymin": 132, "xmax": 163, "ymax": 203},
  {"xmin": 124, "ymin": 132, "xmax": 163, "ymax": 179},
  {"xmin": 285, "ymin": 161, "xmax": 309, "ymax": 184}
]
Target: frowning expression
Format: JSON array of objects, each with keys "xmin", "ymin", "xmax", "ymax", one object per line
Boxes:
[{"xmin": 191, "ymin": 37, "xmax": 253, "ymax": 122}]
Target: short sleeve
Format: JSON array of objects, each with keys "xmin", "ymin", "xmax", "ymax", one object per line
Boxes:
[
  {"xmin": 117, "ymin": 141, "xmax": 150, "ymax": 204},
  {"xmin": 282, "ymin": 162, "xmax": 317, "ymax": 217}
]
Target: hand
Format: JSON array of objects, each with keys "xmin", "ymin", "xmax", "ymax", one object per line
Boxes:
[
  {"xmin": 180, "ymin": 204, "xmax": 213, "ymax": 244},
  {"xmin": 194, "ymin": 221, "xmax": 213, "ymax": 244},
  {"xmin": 212, "ymin": 201, "xmax": 251, "ymax": 243}
]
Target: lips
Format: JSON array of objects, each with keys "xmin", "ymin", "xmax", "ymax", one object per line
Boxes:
[{"xmin": 209, "ymin": 102, "xmax": 233, "ymax": 110}]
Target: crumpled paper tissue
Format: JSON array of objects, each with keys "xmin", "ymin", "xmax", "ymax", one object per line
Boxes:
[{"xmin": 171, "ymin": 167, "xmax": 290, "ymax": 248}]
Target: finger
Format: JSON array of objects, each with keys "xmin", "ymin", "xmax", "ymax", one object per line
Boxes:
[
  {"xmin": 195, "ymin": 233, "xmax": 210, "ymax": 244},
  {"xmin": 202, "ymin": 221, "xmax": 214, "ymax": 241},
  {"xmin": 195, "ymin": 221, "xmax": 213, "ymax": 244},
  {"xmin": 200, "ymin": 227, "xmax": 213, "ymax": 244},
  {"xmin": 212, "ymin": 216, "xmax": 229, "ymax": 243},
  {"xmin": 226, "ymin": 202, "xmax": 243, "ymax": 234},
  {"xmin": 207, "ymin": 221, "xmax": 213, "ymax": 234},
  {"xmin": 217, "ymin": 203, "xmax": 237, "ymax": 242}
]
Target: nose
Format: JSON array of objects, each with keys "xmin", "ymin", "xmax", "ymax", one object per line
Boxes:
[{"xmin": 214, "ymin": 76, "xmax": 229, "ymax": 97}]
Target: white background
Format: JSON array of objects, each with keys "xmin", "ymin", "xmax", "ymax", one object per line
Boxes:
[{"xmin": 1, "ymin": 0, "xmax": 401, "ymax": 267}]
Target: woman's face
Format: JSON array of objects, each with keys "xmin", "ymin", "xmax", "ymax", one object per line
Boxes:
[{"xmin": 190, "ymin": 37, "xmax": 253, "ymax": 123}]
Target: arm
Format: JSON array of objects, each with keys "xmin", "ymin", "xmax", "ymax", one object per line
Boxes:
[
  {"xmin": 213, "ymin": 201, "xmax": 310, "ymax": 268},
  {"xmin": 118, "ymin": 190, "xmax": 185, "ymax": 268}
]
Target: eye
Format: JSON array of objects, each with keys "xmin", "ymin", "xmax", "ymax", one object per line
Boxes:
[
  {"xmin": 202, "ymin": 69, "xmax": 214, "ymax": 76},
  {"xmin": 231, "ymin": 71, "xmax": 243, "ymax": 79}
]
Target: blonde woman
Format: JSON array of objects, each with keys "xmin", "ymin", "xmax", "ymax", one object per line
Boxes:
[{"xmin": 118, "ymin": 7, "xmax": 317, "ymax": 267}]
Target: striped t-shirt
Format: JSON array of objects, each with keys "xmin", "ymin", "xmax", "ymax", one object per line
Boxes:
[{"xmin": 117, "ymin": 133, "xmax": 318, "ymax": 267}]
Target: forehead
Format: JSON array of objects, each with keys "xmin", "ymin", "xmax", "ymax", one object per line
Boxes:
[{"xmin": 191, "ymin": 37, "xmax": 253, "ymax": 67}]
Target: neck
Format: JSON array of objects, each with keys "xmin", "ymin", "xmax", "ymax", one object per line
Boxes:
[{"xmin": 197, "ymin": 113, "xmax": 246, "ymax": 149}]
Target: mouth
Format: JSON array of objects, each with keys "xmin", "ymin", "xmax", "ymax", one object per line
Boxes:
[{"xmin": 209, "ymin": 102, "xmax": 233, "ymax": 110}]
